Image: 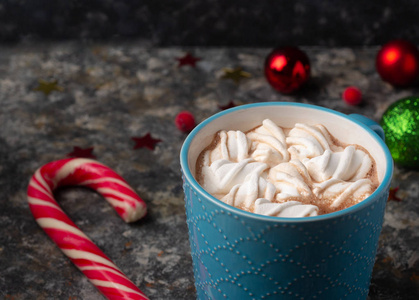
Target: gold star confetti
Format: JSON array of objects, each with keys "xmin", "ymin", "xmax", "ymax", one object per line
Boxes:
[
  {"xmin": 33, "ymin": 79, "xmax": 64, "ymax": 95},
  {"xmin": 221, "ymin": 67, "xmax": 251, "ymax": 84}
]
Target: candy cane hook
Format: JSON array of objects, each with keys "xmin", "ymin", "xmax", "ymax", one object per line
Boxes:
[{"xmin": 27, "ymin": 158, "xmax": 149, "ymax": 300}]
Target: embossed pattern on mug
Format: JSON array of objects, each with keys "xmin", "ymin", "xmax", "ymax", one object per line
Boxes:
[{"xmin": 182, "ymin": 177, "xmax": 388, "ymax": 300}]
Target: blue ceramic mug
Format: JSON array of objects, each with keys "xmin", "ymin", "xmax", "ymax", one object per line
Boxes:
[{"xmin": 180, "ymin": 102, "xmax": 393, "ymax": 300}]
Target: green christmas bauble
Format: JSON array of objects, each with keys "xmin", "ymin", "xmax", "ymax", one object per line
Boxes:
[{"xmin": 380, "ymin": 97, "xmax": 419, "ymax": 168}]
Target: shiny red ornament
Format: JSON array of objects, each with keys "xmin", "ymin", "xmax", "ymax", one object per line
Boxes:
[
  {"xmin": 175, "ymin": 111, "xmax": 196, "ymax": 132},
  {"xmin": 342, "ymin": 86, "xmax": 362, "ymax": 105},
  {"xmin": 264, "ymin": 46, "xmax": 310, "ymax": 93},
  {"xmin": 376, "ymin": 39, "xmax": 419, "ymax": 87}
]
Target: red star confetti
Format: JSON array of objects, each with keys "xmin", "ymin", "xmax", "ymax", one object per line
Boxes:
[
  {"xmin": 132, "ymin": 133, "xmax": 162, "ymax": 150},
  {"xmin": 176, "ymin": 53, "xmax": 201, "ymax": 67},
  {"xmin": 388, "ymin": 187, "xmax": 402, "ymax": 202},
  {"xmin": 33, "ymin": 79, "xmax": 64, "ymax": 95},
  {"xmin": 218, "ymin": 100, "xmax": 237, "ymax": 110},
  {"xmin": 221, "ymin": 67, "xmax": 251, "ymax": 84},
  {"xmin": 66, "ymin": 146, "xmax": 96, "ymax": 159}
]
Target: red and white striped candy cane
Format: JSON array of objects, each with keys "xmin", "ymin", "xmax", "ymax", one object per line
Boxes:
[{"xmin": 27, "ymin": 158, "xmax": 149, "ymax": 300}]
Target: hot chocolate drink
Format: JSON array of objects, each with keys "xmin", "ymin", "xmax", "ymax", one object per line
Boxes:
[{"xmin": 196, "ymin": 119, "xmax": 378, "ymax": 217}]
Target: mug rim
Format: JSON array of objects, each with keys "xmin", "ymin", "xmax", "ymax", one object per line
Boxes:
[{"xmin": 180, "ymin": 102, "xmax": 394, "ymax": 223}]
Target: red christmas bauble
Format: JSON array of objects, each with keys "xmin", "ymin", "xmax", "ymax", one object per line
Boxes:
[
  {"xmin": 264, "ymin": 46, "xmax": 310, "ymax": 93},
  {"xmin": 175, "ymin": 111, "xmax": 196, "ymax": 133},
  {"xmin": 376, "ymin": 39, "xmax": 419, "ymax": 87},
  {"xmin": 342, "ymin": 86, "xmax": 362, "ymax": 105}
]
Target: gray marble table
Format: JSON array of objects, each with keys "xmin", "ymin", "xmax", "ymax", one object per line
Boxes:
[{"xmin": 0, "ymin": 43, "xmax": 418, "ymax": 299}]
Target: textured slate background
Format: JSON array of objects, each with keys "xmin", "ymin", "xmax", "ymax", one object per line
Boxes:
[
  {"xmin": 1, "ymin": 0, "xmax": 419, "ymax": 299},
  {"xmin": 0, "ymin": 0, "xmax": 418, "ymax": 46},
  {"xmin": 0, "ymin": 43, "xmax": 418, "ymax": 299}
]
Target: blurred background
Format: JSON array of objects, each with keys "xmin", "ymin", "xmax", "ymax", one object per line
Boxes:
[{"xmin": 1, "ymin": 0, "xmax": 418, "ymax": 46}]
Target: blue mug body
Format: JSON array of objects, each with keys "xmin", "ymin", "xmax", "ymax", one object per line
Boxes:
[{"xmin": 180, "ymin": 102, "xmax": 393, "ymax": 300}]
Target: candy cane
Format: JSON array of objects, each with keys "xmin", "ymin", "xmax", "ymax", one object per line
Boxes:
[{"xmin": 27, "ymin": 158, "xmax": 149, "ymax": 300}]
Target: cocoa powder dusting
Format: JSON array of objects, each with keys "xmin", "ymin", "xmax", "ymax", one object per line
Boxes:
[
  {"xmin": 195, "ymin": 131, "xmax": 222, "ymax": 185},
  {"xmin": 195, "ymin": 123, "xmax": 379, "ymax": 216}
]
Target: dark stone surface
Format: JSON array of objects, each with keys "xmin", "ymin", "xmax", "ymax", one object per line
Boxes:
[
  {"xmin": 0, "ymin": 0, "xmax": 419, "ymax": 46},
  {"xmin": 0, "ymin": 43, "xmax": 418, "ymax": 299}
]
